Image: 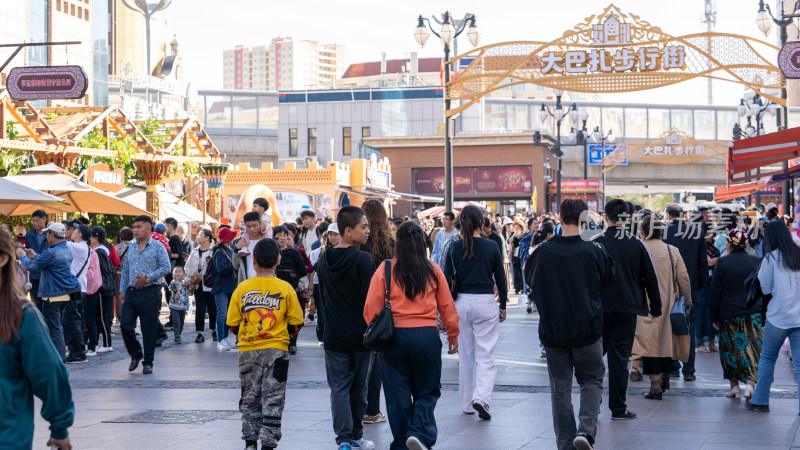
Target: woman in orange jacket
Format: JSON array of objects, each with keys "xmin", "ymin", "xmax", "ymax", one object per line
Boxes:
[{"xmin": 363, "ymin": 221, "xmax": 459, "ymax": 450}]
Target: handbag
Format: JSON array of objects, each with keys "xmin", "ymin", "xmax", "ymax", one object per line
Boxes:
[
  {"xmin": 666, "ymin": 247, "xmax": 689, "ymax": 336},
  {"xmin": 447, "ymin": 245, "xmax": 459, "ymax": 300},
  {"xmin": 363, "ymin": 259, "xmax": 395, "ymax": 351}
]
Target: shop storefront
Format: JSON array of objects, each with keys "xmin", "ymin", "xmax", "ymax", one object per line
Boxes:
[
  {"xmin": 363, "ymin": 134, "xmax": 549, "ymax": 216},
  {"xmin": 548, "ymin": 180, "xmax": 603, "ymax": 212}
]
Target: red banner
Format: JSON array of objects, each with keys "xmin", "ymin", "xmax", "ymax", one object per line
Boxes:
[
  {"xmin": 549, "ymin": 179, "xmax": 603, "ymax": 192},
  {"xmin": 413, "ymin": 167, "xmax": 472, "ymax": 195}
]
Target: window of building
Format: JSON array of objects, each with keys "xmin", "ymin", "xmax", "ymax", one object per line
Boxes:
[
  {"xmin": 343, "ymin": 127, "xmax": 351, "ymax": 155},
  {"xmin": 289, "ymin": 128, "xmax": 298, "ymax": 157},
  {"xmin": 361, "ymin": 126, "xmax": 371, "ymax": 138},
  {"xmin": 308, "ymin": 128, "xmax": 317, "ymax": 156},
  {"xmin": 56, "ymin": 0, "xmax": 61, "ymax": 11}
]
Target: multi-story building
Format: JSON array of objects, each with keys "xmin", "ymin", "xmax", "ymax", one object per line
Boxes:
[
  {"xmin": 222, "ymin": 37, "xmax": 346, "ymax": 92},
  {"xmin": 110, "ymin": 0, "xmax": 169, "ymax": 76}
]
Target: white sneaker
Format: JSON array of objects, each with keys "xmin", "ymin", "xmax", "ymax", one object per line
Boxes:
[
  {"xmin": 743, "ymin": 384, "xmax": 754, "ymax": 400},
  {"xmin": 96, "ymin": 345, "xmax": 114, "ymax": 353},
  {"xmin": 405, "ymin": 436, "xmax": 428, "ymax": 450},
  {"xmin": 351, "ymin": 437, "xmax": 374, "ymax": 449},
  {"xmin": 86, "ymin": 350, "xmax": 97, "ymax": 357},
  {"xmin": 217, "ymin": 337, "xmax": 236, "ymax": 351},
  {"xmin": 726, "ymin": 385, "xmax": 742, "ymax": 399}
]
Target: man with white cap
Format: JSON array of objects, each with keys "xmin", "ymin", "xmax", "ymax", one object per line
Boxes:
[{"xmin": 16, "ymin": 222, "xmax": 83, "ymax": 362}]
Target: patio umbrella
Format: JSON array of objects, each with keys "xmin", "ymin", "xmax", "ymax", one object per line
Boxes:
[
  {"xmin": 0, "ymin": 164, "xmax": 152, "ymax": 217},
  {"xmin": 0, "ymin": 177, "xmax": 65, "ymax": 206},
  {"xmin": 115, "ymin": 183, "xmax": 218, "ymax": 224}
]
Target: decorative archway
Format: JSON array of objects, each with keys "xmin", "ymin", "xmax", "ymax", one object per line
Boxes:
[{"xmin": 444, "ymin": 4, "xmax": 785, "ymax": 117}]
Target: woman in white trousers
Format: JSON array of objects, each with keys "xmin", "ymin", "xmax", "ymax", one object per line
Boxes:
[{"xmin": 443, "ymin": 205, "xmax": 508, "ymax": 420}]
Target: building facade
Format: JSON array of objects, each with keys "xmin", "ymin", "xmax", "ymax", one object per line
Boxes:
[
  {"xmin": 222, "ymin": 37, "xmax": 347, "ymax": 92},
  {"xmin": 277, "ymin": 86, "xmax": 482, "ymax": 165}
]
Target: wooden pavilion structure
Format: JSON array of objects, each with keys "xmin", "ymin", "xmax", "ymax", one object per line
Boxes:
[{"xmin": 0, "ymin": 89, "xmax": 229, "ymax": 219}]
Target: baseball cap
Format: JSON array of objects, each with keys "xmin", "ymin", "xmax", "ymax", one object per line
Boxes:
[
  {"xmin": 91, "ymin": 226, "xmax": 107, "ymax": 243},
  {"xmin": 44, "ymin": 222, "xmax": 66, "ymax": 238},
  {"xmin": 327, "ymin": 223, "xmax": 339, "ymax": 234},
  {"xmin": 218, "ymin": 227, "xmax": 238, "ymax": 243},
  {"xmin": 154, "ymin": 223, "xmax": 167, "ymax": 233}
]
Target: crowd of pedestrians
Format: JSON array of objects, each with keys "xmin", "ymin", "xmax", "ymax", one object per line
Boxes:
[{"xmin": 3, "ymin": 194, "xmax": 800, "ymax": 450}]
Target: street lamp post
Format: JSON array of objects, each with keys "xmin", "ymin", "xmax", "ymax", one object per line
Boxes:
[
  {"xmin": 592, "ymin": 127, "xmax": 615, "ymax": 207},
  {"xmin": 539, "ymin": 92, "xmax": 580, "ymax": 209},
  {"xmin": 121, "ymin": 0, "xmax": 173, "ymax": 74},
  {"xmin": 755, "ymin": 0, "xmax": 799, "ymax": 215},
  {"xmin": 570, "ymin": 109, "xmax": 590, "ymax": 180},
  {"xmin": 737, "ymin": 93, "xmax": 777, "ymax": 208},
  {"xmin": 414, "ymin": 12, "xmax": 479, "ymax": 213}
]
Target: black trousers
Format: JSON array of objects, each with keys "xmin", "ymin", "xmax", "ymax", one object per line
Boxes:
[
  {"xmin": 64, "ymin": 291, "xmax": 86, "ymax": 358},
  {"xmin": 602, "ymin": 312, "xmax": 637, "ymax": 415},
  {"xmin": 512, "ymin": 258, "xmax": 523, "ymax": 293},
  {"xmin": 379, "ymin": 327, "xmax": 442, "ymax": 450},
  {"xmin": 683, "ymin": 288, "xmax": 700, "ymax": 377},
  {"xmin": 121, "ymin": 285, "xmax": 161, "ymax": 366},
  {"xmin": 366, "ymin": 354, "xmax": 382, "ymax": 415},
  {"xmin": 313, "ymin": 284, "xmax": 324, "ymax": 342},
  {"xmin": 194, "ymin": 289, "xmax": 217, "ymax": 333}
]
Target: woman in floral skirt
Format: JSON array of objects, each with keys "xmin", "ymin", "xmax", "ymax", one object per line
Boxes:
[{"xmin": 709, "ymin": 229, "xmax": 763, "ymax": 400}]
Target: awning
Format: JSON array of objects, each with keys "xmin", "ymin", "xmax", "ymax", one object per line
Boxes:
[
  {"xmin": 714, "ymin": 179, "xmax": 773, "ymax": 202},
  {"xmin": 729, "ymin": 127, "xmax": 800, "ymax": 183},
  {"xmin": 336, "ymin": 185, "xmax": 443, "ymax": 203}
]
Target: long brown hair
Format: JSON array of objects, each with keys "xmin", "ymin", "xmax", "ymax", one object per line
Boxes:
[
  {"xmin": 362, "ymin": 199, "xmax": 394, "ymax": 264},
  {"xmin": 0, "ymin": 228, "xmax": 26, "ymax": 344}
]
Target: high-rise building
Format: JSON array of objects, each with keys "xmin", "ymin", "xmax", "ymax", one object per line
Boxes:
[
  {"xmin": 222, "ymin": 37, "xmax": 346, "ymax": 91},
  {"xmin": 223, "ymin": 44, "xmax": 269, "ymax": 90}
]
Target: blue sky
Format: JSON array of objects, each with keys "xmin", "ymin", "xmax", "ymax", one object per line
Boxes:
[{"xmin": 166, "ymin": 0, "xmax": 784, "ymax": 105}]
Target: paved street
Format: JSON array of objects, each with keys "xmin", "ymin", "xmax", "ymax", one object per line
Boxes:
[{"xmin": 34, "ymin": 296, "xmax": 800, "ymax": 449}]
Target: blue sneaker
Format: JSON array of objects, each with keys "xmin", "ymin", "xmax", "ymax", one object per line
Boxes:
[
  {"xmin": 351, "ymin": 437, "xmax": 375, "ymax": 449},
  {"xmin": 338, "ymin": 444, "xmax": 352, "ymax": 450}
]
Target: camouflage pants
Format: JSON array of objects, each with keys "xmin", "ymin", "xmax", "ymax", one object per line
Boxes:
[{"xmin": 239, "ymin": 348, "xmax": 290, "ymax": 447}]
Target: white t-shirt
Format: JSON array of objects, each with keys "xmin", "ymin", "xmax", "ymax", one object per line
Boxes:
[
  {"xmin": 302, "ymin": 226, "xmax": 319, "ymax": 255},
  {"xmin": 67, "ymin": 241, "xmax": 91, "ymax": 292},
  {"xmin": 245, "ymin": 238, "xmax": 260, "ymax": 279},
  {"xmin": 309, "ymin": 247, "xmax": 322, "ymax": 285}
]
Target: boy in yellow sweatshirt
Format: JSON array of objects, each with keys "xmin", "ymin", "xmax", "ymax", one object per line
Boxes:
[{"xmin": 227, "ymin": 238, "xmax": 303, "ymax": 450}]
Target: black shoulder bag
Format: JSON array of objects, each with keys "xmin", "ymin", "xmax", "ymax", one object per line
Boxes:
[
  {"xmin": 447, "ymin": 245, "xmax": 459, "ymax": 300},
  {"xmin": 667, "ymin": 246, "xmax": 689, "ymax": 336},
  {"xmin": 363, "ymin": 259, "xmax": 395, "ymax": 351}
]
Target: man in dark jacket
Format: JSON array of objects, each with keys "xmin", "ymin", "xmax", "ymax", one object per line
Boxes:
[
  {"xmin": 525, "ymin": 199, "xmax": 615, "ymax": 450},
  {"xmin": 662, "ymin": 203, "xmax": 708, "ymax": 381},
  {"xmin": 595, "ymin": 199, "xmax": 662, "ymax": 421},
  {"xmin": 317, "ymin": 205, "xmax": 376, "ymax": 450},
  {"xmin": 25, "ymin": 210, "xmax": 49, "ymax": 306}
]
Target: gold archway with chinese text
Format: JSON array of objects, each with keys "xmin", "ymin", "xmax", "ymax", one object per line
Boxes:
[
  {"xmin": 598, "ymin": 128, "xmax": 728, "ymax": 173},
  {"xmin": 445, "ymin": 4, "xmax": 785, "ymax": 117}
]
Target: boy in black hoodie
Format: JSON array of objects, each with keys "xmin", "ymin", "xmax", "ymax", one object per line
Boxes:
[{"xmin": 317, "ymin": 206, "xmax": 376, "ymax": 450}]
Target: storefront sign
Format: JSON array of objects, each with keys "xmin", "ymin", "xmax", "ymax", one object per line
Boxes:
[
  {"xmin": 550, "ymin": 179, "xmax": 603, "ymax": 192},
  {"xmin": 413, "ymin": 166, "xmax": 532, "ymax": 196},
  {"xmin": 413, "ymin": 167, "xmax": 472, "ymax": 195},
  {"xmin": 779, "ymin": 41, "xmax": 800, "ymax": 79},
  {"xmin": 275, "ymin": 191, "xmax": 313, "ymax": 221},
  {"xmin": 600, "ymin": 129, "xmax": 728, "ymax": 169},
  {"xmin": 86, "ymin": 164, "xmax": 125, "ymax": 192},
  {"xmin": 7, "ymin": 65, "xmax": 88, "ymax": 100},
  {"xmin": 472, "ymin": 166, "xmax": 533, "ymax": 195}
]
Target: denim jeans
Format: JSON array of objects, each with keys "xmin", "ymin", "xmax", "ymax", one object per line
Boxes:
[
  {"xmin": 682, "ymin": 288, "xmax": 700, "ymax": 377},
  {"xmin": 696, "ymin": 275, "xmax": 716, "ymax": 344},
  {"xmin": 379, "ymin": 327, "xmax": 442, "ymax": 450},
  {"xmin": 214, "ymin": 291, "xmax": 231, "ymax": 340},
  {"xmin": 751, "ymin": 320, "xmax": 800, "ymax": 410},
  {"xmin": 34, "ymin": 297, "xmax": 67, "ymax": 361}
]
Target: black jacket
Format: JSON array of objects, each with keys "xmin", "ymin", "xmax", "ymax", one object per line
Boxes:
[
  {"xmin": 709, "ymin": 249, "xmax": 762, "ymax": 322},
  {"xmin": 595, "ymin": 227, "xmax": 662, "ymax": 317},
  {"xmin": 443, "ymin": 237, "xmax": 509, "ymax": 309},
  {"xmin": 276, "ymin": 247, "xmax": 308, "ymax": 289},
  {"xmin": 663, "ymin": 219, "xmax": 708, "ymax": 290},
  {"xmin": 524, "ymin": 235, "xmax": 615, "ymax": 349},
  {"xmin": 317, "ymin": 245, "xmax": 375, "ymax": 352}
]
